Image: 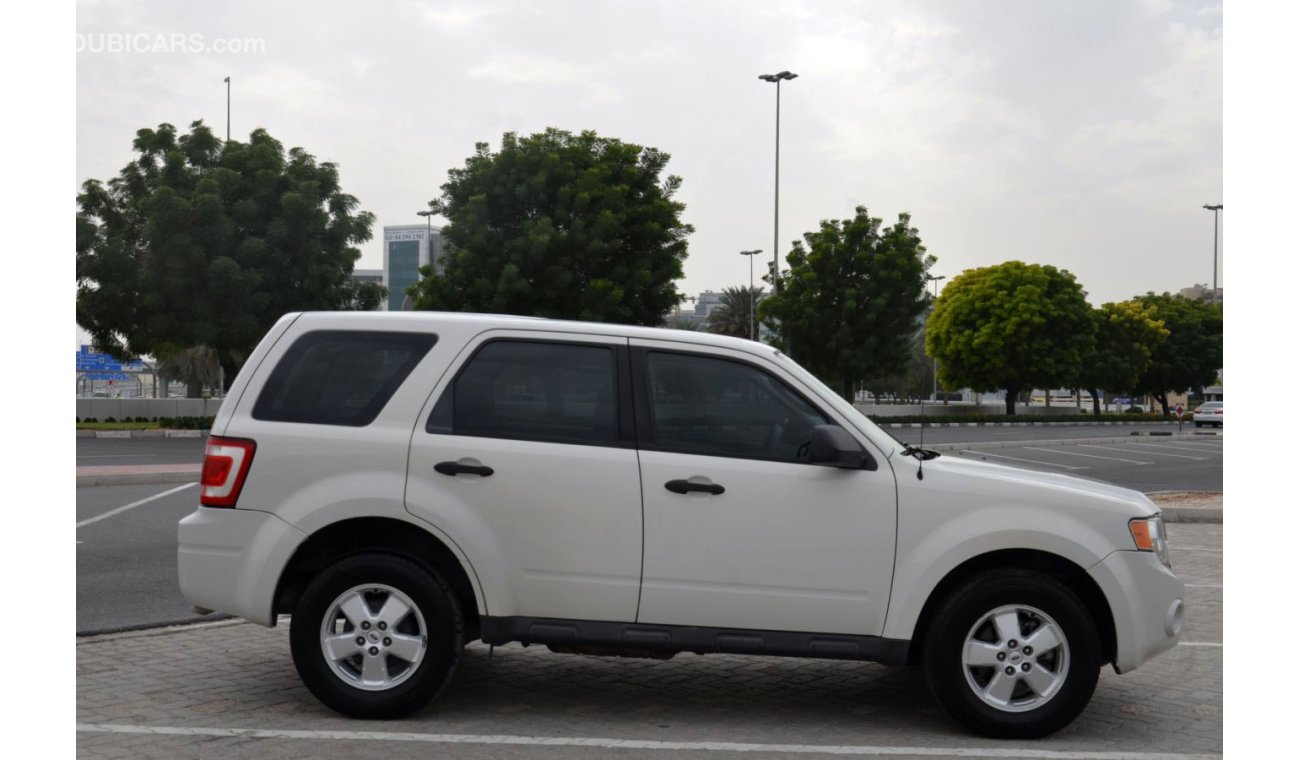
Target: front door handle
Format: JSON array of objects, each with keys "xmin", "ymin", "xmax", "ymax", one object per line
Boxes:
[
  {"xmin": 665, "ymin": 479, "xmax": 725, "ymax": 495},
  {"xmin": 435, "ymin": 461, "xmax": 494, "ymax": 477}
]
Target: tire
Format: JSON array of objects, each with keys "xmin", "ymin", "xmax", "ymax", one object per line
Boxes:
[
  {"xmin": 921, "ymin": 568, "xmax": 1100, "ymax": 739},
  {"xmin": 1195, "ymin": 422, "xmax": 1204, "ymax": 428},
  {"xmin": 290, "ymin": 552, "xmax": 463, "ymax": 719}
]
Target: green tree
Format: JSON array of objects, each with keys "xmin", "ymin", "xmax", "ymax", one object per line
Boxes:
[
  {"xmin": 1132, "ymin": 293, "xmax": 1223, "ymax": 415},
  {"xmin": 76, "ymin": 121, "xmax": 384, "ymax": 387},
  {"xmin": 1079, "ymin": 301, "xmax": 1169, "ymax": 415},
  {"xmin": 760, "ymin": 206, "xmax": 935, "ymax": 401},
  {"xmin": 409, "ymin": 128, "xmax": 692, "ymax": 325},
  {"xmin": 926, "ymin": 261, "xmax": 1094, "ymax": 415},
  {"xmin": 706, "ymin": 286, "xmax": 765, "ymax": 339}
]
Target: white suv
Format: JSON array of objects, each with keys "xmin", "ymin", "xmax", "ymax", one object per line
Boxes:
[{"xmin": 178, "ymin": 311, "xmax": 1184, "ymax": 738}]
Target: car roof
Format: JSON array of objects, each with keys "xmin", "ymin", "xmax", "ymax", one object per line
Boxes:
[{"xmin": 291, "ymin": 310, "xmax": 774, "ymax": 354}]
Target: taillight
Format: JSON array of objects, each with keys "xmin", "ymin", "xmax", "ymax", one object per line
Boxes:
[{"xmin": 201, "ymin": 436, "xmax": 257, "ymax": 508}]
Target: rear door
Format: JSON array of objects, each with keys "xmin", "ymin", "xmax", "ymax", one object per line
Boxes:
[
  {"xmin": 405, "ymin": 331, "xmax": 643, "ymax": 622},
  {"xmin": 630, "ymin": 341, "xmax": 898, "ymax": 635}
]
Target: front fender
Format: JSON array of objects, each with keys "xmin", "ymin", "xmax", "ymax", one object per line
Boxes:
[{"xmin": 882, "ymin": 506, "xmax": 1113, "ymax": 641}]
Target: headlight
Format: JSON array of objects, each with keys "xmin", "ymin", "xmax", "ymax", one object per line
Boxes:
[{"xmin": 1129, "ymin": 515, "xmax": 1170, "ymax": 567}]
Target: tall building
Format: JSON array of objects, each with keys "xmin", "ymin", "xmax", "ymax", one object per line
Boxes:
[{"xmin": 383, "ymin": 224, "xmax": 445, "ymax": 311}]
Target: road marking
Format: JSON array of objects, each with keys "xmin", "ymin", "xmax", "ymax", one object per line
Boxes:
[
  {"xmin": 1179, "ymin": 642, "xmax": 1223, "ymax": 648},
  {"xmin": 76, "ymin": 454, "xmax": 162, "ymax": 459},
  {"xmin": 959, "ymin": 450, "xmax": 1087, "ymax": 470},
  {"xmin": 76, "ymin": 483, "xmax": 197, "ymax": 529},
  {"xmin": 1162, "ymin": 441, "xmax": 1222, "ymax": 450},
  {"xmin": 1121, "ymin": 442, "xmax": 1222, "ymax": 456},
  {"xmin": 1078, "ymin": 445, "xmax": 1206, "ymax": 461},
  {"xmin": 1175, "ymin": 547, "xmax": 1222, "ymax": 553},
  {"xmin": 74, "ymin": 724, "xmax": 1221, "ymax": 758},
  {"xmin": 1024, "ymin": 447, "xmax": 1153, "ymax": 465},
  {"xmin": 1185, "ymin": 584, "xmax": 1222, "ymax": 588}
]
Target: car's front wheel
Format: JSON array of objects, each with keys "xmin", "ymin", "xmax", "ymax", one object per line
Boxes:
[
  {"xmin": 922, "ymin": 568, "xmax": 1100, "ymax": 738},
  {"xmin": 290, "ymin": 553, "xmax": 463, "ymax": 718}
]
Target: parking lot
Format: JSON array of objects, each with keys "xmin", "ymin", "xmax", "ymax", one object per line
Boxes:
[
  {"xmin": 76, "ymin": 522, "xmax": 1221, "ymax": 759},
  {"xmin": 76, "ymin": 427, "xmax": 1224, "ymax": 757},
  {"xmin": 948, "ymin": 437, "xmax": 1222, "ymax": 493}
]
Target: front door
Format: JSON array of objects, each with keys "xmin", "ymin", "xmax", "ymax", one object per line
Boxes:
[{"xmin": 631, "ymin": 342, "xmax": 897, "ymax": 635}]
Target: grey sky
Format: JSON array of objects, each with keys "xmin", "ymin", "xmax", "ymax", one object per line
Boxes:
[{"xmin": 76, "ymin": 0, "xmax": 1223, "ymax": 310}]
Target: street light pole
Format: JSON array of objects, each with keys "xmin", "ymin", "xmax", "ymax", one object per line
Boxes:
[
  {"xmin": 223, "ymin": 77, "xmax": 231, "ymax": 141},
  {"xmin": 926, "ymin": 274, "xmax": 946, "ymax": 402},
  {"xmin": 416, "ymin": 209, "xmax": 436, "ymax": 272},
  {"xmin": 1202, "ymin": 204, "xmax": 1222, "ymax": 303},
  {"xmin": 739, "ymin": 249, "xmax": 762, "ymax": 340},
  {"xmin": 758, "ymin": 71, "xmax": 797, "ymax": 295}
]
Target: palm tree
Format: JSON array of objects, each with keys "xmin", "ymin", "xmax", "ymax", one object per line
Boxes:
[
  {"xmin": 156, "ymin": 345, "xmax": 221, "ymax": 398},
  {"xmin": 706, "ymin": 286, "xmax": 765, "ymax": 339}
]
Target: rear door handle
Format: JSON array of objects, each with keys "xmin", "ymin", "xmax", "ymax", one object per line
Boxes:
[
  {"xmin": 435, "ymin": 461, "xmax": 494, "ymax": 477},
  {"xmin": 665, "ymin": 479, "xmax": 725, "ymax": 495}
]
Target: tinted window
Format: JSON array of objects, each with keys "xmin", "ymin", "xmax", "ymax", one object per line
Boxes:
[
  {"xmin": 428, "ymin": 341, "xmax": 618, "ymax": 445},
  {"xmin": 646, "ymin": 352, "xmax": 829, "ymax": 462},
  {"xmin": 253, "ymin": 330, "xmax": 436, "ymax": 426}
]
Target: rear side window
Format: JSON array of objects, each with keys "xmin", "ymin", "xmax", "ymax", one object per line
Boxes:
[
  {"xmin": 253, "ymin": 330, "xmax": 436, "ymax": 426},
  {"xmin": 427, "ymin": 340, "xmax": 618, "ymax": 445}
]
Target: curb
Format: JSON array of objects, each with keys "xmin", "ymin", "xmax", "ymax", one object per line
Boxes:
[
  {"xmin": 1161, "ymin": 507, "xmax": 1222, "ymax": 524},
  {"xmin": 77, "ymin": 429, "xmax": 208, "ymax": 439},
  {"xmin": 76, "ymin": 471, "xmax": 199, "ymax": 487}
]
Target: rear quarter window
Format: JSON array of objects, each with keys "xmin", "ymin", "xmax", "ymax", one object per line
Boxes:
[{"xmin": 252, "ymin": 330, "xmax": 437, "ymax": 426}]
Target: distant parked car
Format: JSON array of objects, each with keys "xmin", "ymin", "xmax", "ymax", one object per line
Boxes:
[{"xmin": 1193, "ymin": 402, "xmax": 1223, "ymax": 428}]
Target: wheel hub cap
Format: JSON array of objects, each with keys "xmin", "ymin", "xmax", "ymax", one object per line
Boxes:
[
  {"xmin": 961, "ymin": 603, "xmax": 1070, "ymax": 713},
  {"xmin": 320, "ymin": 584, "xmax": 429, "ymax": 692}
]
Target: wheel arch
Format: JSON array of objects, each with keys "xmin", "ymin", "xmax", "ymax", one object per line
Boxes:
[
  {"xmin": 905, "ymin": 549, "xmax": 1117, "ymax": 667},
  {"xmin": 274, "ymin": 516, "xmax": 484, "ymax": 641}
]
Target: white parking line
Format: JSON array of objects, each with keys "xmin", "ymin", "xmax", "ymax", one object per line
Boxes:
[
  {"xmin": 74, "ymin": 723, "xmax": 1222, "ymax": 759},
  {"xmin": 1024, "ymin": 447, "xmax": 1152, "ymax": 465},
  {"xmin": 1077, "ymin": 445, "xmax": 1207, "ymax": 461},
  {"xmin": 1185, "ymin": 584, "xmax": 1223, "ymax": 588},
  {"xmin": 1121, "ymin": 442, "xmax": 1223, "ymax": 456},
  {"xmin": 76, "ymin": 483, "xmax": 197, "ymax": 529},
  {"xmin": 1178, "ymin": 642, "xmax": 1223, "ymax": 648},
  {"xmin": 960, "ymin": 450, "xmax": 1087, "ymax": 470},
  {"xmin": 1164, "ymin": 441, "xmax": 1223, "ymax": 450}
]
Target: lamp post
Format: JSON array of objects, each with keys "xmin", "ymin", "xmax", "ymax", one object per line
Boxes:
[
  {"xmin": 1202, "ymin": 204, "xmax": 1222, "ymax": 303},
  {"xmin": 926, "ymin": 274, "xmax": 946, "ymax": 402},
  {"xmin": 223, "ymin": 77, "xmax": 230, "ymax": 141},
  {"xmin": 416, "ymin": 209, "xmax": 436, "ymax": 272},
  {"xmin": 739, "ymin": 249, "xmax": 762, "ymax": 340},
  {"xmin": 758, "ymin": 71, "xmax": 797, "ymax": 295}
]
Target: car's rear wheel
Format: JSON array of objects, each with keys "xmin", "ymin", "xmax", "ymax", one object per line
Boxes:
[
  {"xmin": 922, "ymin": 568, "xmax": 1100, "ymax": 738},
  {"xmin": 290, "ymin": 553, "xmax": 463, "ymax": 718}
]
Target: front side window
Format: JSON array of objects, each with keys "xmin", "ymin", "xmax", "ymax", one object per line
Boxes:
[
  {"xmin": 428, "ymin": 341, "xmax": 618, "ymax": 445},
  {"xmin": 253, "ymin": 330, "xmax": 437, "ymax": 426},
  {"xmin": 645, "ymin": 352, "xmax": 829, "ymax": 462}
]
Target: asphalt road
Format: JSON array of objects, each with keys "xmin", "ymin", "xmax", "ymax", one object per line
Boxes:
[
  {"xmin": 77, "ymin": 436, "xmax": 207, "ymax": 467},
  {"xmin": 77, "ymin": 483, "xmax": 229, "ymax": 634}
]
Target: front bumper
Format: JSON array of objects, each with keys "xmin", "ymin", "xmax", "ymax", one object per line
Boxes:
[
  {"xmin": 178, "ymin": 507, "xmax": 306, "ymax": 626},
  {"xmin": 1088, "ymin": 549, "xmax": 1185, "ymax": 673}
]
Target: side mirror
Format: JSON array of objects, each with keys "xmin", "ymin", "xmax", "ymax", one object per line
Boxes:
[{"xmin": 808, "ymin": 425, "xmax": 875, "ymax": 470}]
